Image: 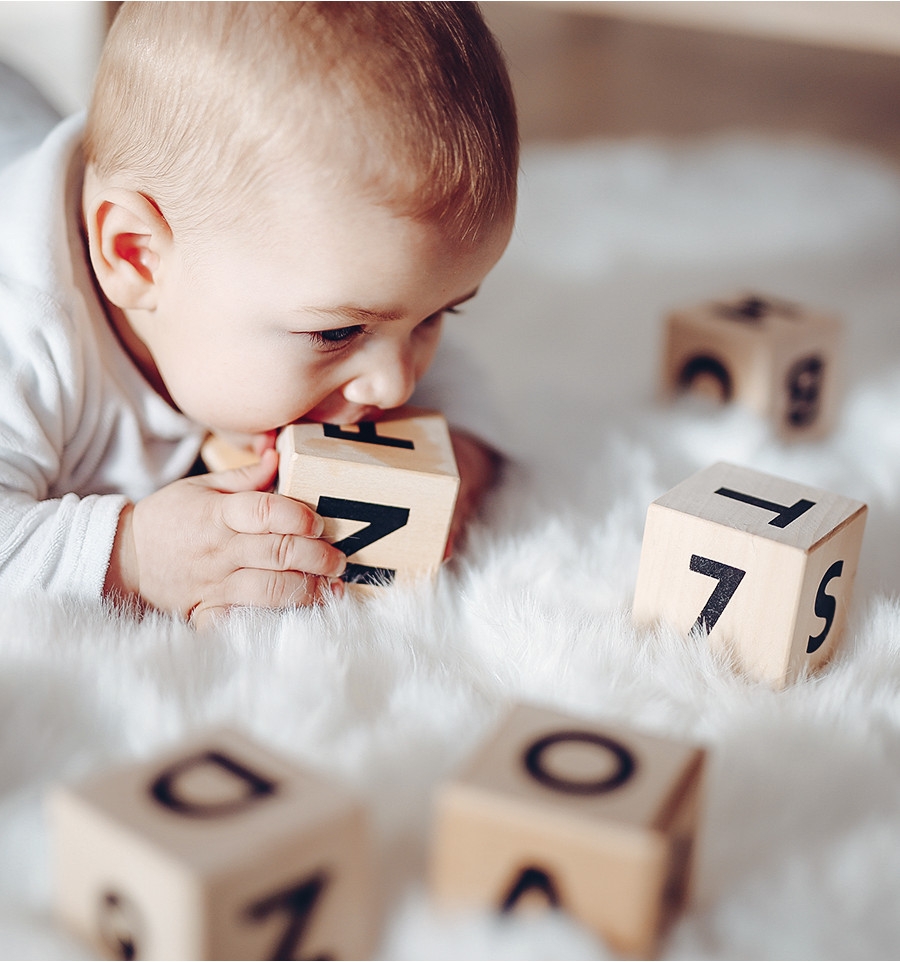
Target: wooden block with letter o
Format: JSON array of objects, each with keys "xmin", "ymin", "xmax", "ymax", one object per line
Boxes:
[
  {"xmin": 661, "ymin": 292, "xmax": 842, "ymax": 439},
  {"xmin": 430, "ymin": 703, "xmax": 706, "ymax": 957},
  {"xmin": 632, "ymin": 461, "xmax": 867, "ymax": 687},
  {"xmin": 276, "ymin": 406, "xmax": 459, "ymax": 589},
  {"xmin": 48, "ymin": 728, "xmax": 378, "ymax": 960}
]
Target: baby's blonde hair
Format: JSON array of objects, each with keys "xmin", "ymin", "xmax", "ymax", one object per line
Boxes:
[{"xmin": 84, "ymin": 2, "xmax": 518, "ymax": 246}]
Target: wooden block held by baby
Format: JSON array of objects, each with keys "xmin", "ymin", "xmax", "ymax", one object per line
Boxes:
[
  {"xmin": 430, "ymin": 703, "xmax": 706, "ymax": 957},
  {"xmin": 199, "ymin": 434, "xmax": 261, "ymax": 472},
  {"xmin": 48, "ymin": 729, "xmax": 379, "ymax": 960},
  {"xmin": 661, "ymin": 292, "xmax": 842, "ymax": 439},
  {"xmin": 632, "ymin": 461, "xmax": 867, "ymax": 687},
  {"xmin": 277, "ymin": 406, "xmax": 459, "ymax": 589}
]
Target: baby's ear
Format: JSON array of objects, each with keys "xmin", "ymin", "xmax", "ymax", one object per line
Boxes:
[{"xmin": 84, "ymin": 186, "xmax": 172, "ymax": 311}]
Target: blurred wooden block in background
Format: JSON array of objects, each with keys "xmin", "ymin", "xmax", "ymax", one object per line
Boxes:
[
  {"xmin": 661, "ymin": 292, "xmax": 842, "ymax": 439},
  {"xmin": 48, "ymin": 728, "xmax": 378, "ymax": 960},
  {"xmin": 430, "ymin": 703, "xmax": 706, "ymax": 956},
  {"xmin": 276, "ymin": 407, "xmax": 459, "ymax": 589},
  {"xmin": 632, "ymin": 460, "xmax": 867, "ymax": 686}
]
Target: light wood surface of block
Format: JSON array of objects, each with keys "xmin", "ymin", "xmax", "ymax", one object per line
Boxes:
[
  {"xmin": 48, "ymin": 729, "xmax": 378, "ymax": 960},
  {"xmin": 199, "ymin": 435, "xmax": 262, "ymax": 473},
  {"xmin": 430, "ymin": 703, "xmax": 706, "ymax": 957},
  {"xmin": 661, "ymin": 292, "xmax": 842, "ymax": 439},
  {"xmin": 633, "ymin": 461, "xmax": 867, "ymax": 686},
  {"xmin": 276, "ymin": 406, "xmax": 459, "ymax": 589}
]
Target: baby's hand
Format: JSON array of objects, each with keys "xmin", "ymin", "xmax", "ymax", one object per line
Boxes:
[
  {"xmin": 105, "ymin": 450, "xmax": 347, "ymax": 624},
  {"xmin": 445, "ymin": 429, "xmax": 504, "ymax": 559}
]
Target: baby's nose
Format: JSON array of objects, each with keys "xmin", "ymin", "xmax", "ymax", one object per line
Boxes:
[{"xmin": 343, "ymin": 350, "xmax": 416, "ymax": 411}]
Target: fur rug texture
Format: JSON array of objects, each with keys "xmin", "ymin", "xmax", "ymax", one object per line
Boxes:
[{"xmin": 4, "ymin": 129, "xmax": 900, "ymax": 961}]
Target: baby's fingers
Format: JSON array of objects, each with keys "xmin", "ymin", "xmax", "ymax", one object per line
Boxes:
[
  {"xmin": 221, "ymin": 490, "xmax": 325, "ymax": 538},
  {"xmin": 190, "ymin": 569, "xmax": 337, "ymax": 626},
  {"xmin": 228, "ymin": 531, "xmax": 347, "ymax": 579}
]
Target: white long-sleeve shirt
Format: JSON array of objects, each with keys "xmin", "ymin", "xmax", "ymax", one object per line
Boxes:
[{"xmin": 0, "ymin": 115, "xmax": 207, "ymax": 599}]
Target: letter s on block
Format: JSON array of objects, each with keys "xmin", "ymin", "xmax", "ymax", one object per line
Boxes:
[{"xmin": 807, "ymin": 560, "xmax": 844, "ymax": 654}]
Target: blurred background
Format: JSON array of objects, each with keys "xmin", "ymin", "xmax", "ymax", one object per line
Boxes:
[{"xmin": 1, "ymin": 1, "xmax": 900, "ymax": 167}]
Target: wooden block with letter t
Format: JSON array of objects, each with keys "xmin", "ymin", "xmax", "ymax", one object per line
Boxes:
[
  {"xmin": 48, "ymin": 728, "xmax": 378, "ymax": 960},
  {"xmin": 276, "ymin": 406, "xmax": 459, "ymax": 590},
  {"xmin": 661, "ymin": 292, "xmax": 842, "ymax": 439},
  {"xmin": 632, "ymin": 461, "xmax": 867, "ymax": 687},
  {"xmin": 430, "ymin": 703, "xmax": 706, "ymax": 957}
]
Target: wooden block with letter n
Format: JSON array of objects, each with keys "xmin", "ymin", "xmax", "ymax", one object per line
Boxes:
[
  {"xmin": 47, "ymin": 728, "xmax": 378, "ymax": 960},
  {"xmin": 661, "ymin": 292, "xmax": 842, "ymax": 439},
  {"xmin": 632, "ymin": 461, "xmax": 867, "ymax": 687},
  {"xmin": 430, "ymin": 703, "xmax": 706, "ymax": 957},
  {"xmin": 276, "ymin": 406, "xmax": 459, "ymax": 590}
]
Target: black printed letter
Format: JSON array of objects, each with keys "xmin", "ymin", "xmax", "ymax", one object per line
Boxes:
[
  {"xmin": 523, "ymin": 730, "xmax": 635, "ymax": 795},
  {"xmin": 714, "ymin": 487, "xmax": 815, "ymax": 528},
  {"xmin": 807, "ymin": 560, "xmax": 844, "ymax": 654},
  {"xmin": 244, "ymin": 872, "xmax": 330, "ymax": 961},
  {"xmin": 149, "ymin": 750, "xmax": 277, "ymax": 818},
  {"xmin": 501, "ymin": 867, "xmax": 561, "ymax": 913},
  {"xmin": 323, "ymin": 421, "xmax": 413, "ymax": 449},
  {"xmin": 316, "ymin": 496, "xmax": 409, "ymax": 586},
  {"xmin": 689, "ymin": 555, "xmax": 746, "ymax": 634}
]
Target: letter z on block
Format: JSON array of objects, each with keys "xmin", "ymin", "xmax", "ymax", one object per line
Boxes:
[{"xmin": 276, "ymin": 407, "xmax": 460, "ymax": 591}]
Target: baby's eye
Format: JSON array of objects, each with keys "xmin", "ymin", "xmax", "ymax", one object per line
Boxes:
[{"xmin": 307, "ymin": 325, "xmax": 366, "ymax": 349}]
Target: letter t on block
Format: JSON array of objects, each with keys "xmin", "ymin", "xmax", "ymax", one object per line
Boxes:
[
  {"xmin": 632, "ymin": 461, "xmax": 867, "ymax": 687},
  {"xmin": 47, "ymin": 728, "xmax": 379, "ymax": 960},
  {"xmin": 276, "ymin": 407, "xmax": 460, "ymax": 590}
]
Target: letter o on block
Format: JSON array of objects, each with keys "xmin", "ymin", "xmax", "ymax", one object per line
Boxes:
[
  {"xmin": 430, "ymin": 703, "xmax": 706, "ymax": 957},
  {"xmin": 632, "ymin": 461, "xmax": 867, "ymax": 687}
]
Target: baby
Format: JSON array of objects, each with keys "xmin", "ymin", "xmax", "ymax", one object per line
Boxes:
[{"xmin": 0, "ymin": 2, "xmax": 518, "ymax": 624}]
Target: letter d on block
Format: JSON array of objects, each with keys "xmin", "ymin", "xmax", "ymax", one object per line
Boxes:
[{"xmin": 149, "ymin": 750, "xmax": 278, "ymax": 818}]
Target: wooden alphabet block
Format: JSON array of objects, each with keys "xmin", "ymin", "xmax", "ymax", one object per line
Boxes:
[
  {"xmin": 199, "ymin": 434, "xmax": 261, "ymax": 472},
  {"xmin": 632, "ymin": 461, "xmax": 867, "ymax": 687},
  {"xmin": 661, "ymin": 292, "xmax": 842, "ymax": 439},
  {"xmin": 48, "ymin": 728, "xmax": 378, "ymax": 960},
  {"xmin": 430, "ymin": 703, "xmax": 706, "ymax": 957},
  {"xmin": 276, "ymin": 406, "xmax": 459, "ymax": 589}
]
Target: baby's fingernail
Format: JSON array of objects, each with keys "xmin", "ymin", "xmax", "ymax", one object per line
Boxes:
[
  {"xmin": 310, "ymin": 514, "xmax": 325, "ymax": 537},
  {"xmin": 330, "ymin": 579, "xmax": 345, "ymax": 599}
]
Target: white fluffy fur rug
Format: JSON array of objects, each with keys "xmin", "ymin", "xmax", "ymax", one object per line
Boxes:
[{"xmin": 4, "ymin": 132, "xmax": 900, "ymax": 961}]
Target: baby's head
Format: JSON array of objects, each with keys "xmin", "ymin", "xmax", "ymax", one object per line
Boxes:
[
  {"xmin": 83, "ymin": 1, "xmax": 518, "ymax": 436},
  {"xmin": 86, "ymin": 2, "xmax": 517, "ymax": 246}
]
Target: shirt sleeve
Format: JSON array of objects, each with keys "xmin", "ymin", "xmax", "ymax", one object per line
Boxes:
[{"xmin": 0, "ymin": 283, "xmax": 126, "ymax": 602}]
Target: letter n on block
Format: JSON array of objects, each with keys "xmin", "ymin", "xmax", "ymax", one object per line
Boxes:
[
  {"xmin": 277, "ymin": 406, "xmax": 459, "ymax": 590},
  {"xmin": 430, "ymin": 704, "xmax": 706, "ymax": 957},
  {"xmin": 632, "ymin": 461, "xmax": 867, "ymax": 687},
  {"xmin": 47, "ymin": 729, "xmax": 378, "ymax": 960}
]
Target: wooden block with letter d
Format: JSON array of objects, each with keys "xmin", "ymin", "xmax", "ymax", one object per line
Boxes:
[
  {"xmin": 47, "ymin": 728, "xmax": 378, "ymax": 960},
  {"xmin": 430, "ymin": 703, "xmax": 706, "ymax": 957},
  {"xmin": 276, "ymin": 406, "xmax": 459, "ymax": 589},
  {"xmin": 661, "ymin": 292, "xmax": 842, "ymax": 439},
  {"xmin": 632, "ymin": 461, "xmax": 867, "ymax": 687}
]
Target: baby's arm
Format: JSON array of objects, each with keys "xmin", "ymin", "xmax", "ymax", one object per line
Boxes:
[
  {"xmin": 445, "ymin": 428, "xmax": 504, "ymax": 557},
  {"xmin": 104, "ymin": 449, "xmax": 347, "ymax": 624}
]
